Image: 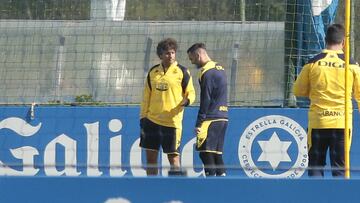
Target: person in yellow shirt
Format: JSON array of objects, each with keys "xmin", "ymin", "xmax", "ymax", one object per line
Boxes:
[
  {"xmin": 293, "ymin": 24, "xmax": 360, "ymax": 177},
  {"xmin": 139, "ymin": 38, "xmax": 196, "ymax": 176}
]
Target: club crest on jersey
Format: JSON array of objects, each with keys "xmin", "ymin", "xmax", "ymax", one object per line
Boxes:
[
  {"xmin": 238, "ymin": 115, "xmax": 308, "ymax": 178},
  {"xmin": 156, "ymin": 82, "xmax": 169, "ymax": 91}
]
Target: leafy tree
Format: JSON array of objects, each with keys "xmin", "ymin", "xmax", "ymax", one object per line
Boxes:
[
  {"xmin": 0, "ymin": 0, "xmax": 90, "ymax": 20},
  {"xmin": 1, "ymin": 0, "xmax": 357, "ymax": 60}
]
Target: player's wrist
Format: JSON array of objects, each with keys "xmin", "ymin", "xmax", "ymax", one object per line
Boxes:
[{"xmin": 182, "ymin": 98, "xmax": 190, "ymax": 106}]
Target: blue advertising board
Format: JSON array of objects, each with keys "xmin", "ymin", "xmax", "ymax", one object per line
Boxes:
[
  {"xmin": 1, "ymin": 176, "xmax": 360, "ymax": 203},
  {"xmin": 0, "ymin": 106, "xmax": 359, "ymax": 178}
]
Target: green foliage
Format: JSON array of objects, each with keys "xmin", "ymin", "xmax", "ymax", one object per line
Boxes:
[
  {"xmin": 2, "ymin": 1, "xmax": 358, "ymax": 62},
  {"xmin": 47, "ymin": 95, "xmax": 104, "ymax": 106},
  {"xmin": 125, "ymin": 0, "xmax": 285, "ymax": 21},
  {"xmin": 0, "ymin": 0, "xmax": 285, "ymax": 21},
  {"xmin": 48, "ymin": 100, "xmax": 62, "ymax": 104},
  {"xmin": 75, "ymin": 94, "xmax": 94, "ymax": 103},
  {"xmin": 245, "ymin": 0, "xmax": 285, "ymax": 21},
  {"xmin": 0, "ymin": 0, "xmax": 90, "ymax": 20},
  {"xmin": 74, "ymin": 94, "xmax": 104, "ymax": 105}
]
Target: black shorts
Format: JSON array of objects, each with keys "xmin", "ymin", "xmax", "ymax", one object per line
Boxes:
[
  {"xmin": 308, "ymin": 128, "xmax": 346, "ymax": 177},
  {"xmin": 139, "ymin": 118, "xmax": 181, "ymax": 154},
  {"xmin": 196, "ymin": 119, "xmax": 228, "ymax": 154}
]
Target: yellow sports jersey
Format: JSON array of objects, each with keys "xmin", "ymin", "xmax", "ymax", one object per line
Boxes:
[
  {"xmin": 140, "ymin": 61, "xmax": 196, "ymax": 129},
  {"xmin": 293, "ymin": 49, "xmax": 360, "ymax": 129}
]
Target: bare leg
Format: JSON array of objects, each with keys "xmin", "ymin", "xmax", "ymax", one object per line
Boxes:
[
  {"xmin": 167, "ymin": 153, "xmax": 188, "ymax": 176},
  {"xmin": 167, "ymin": 153, "xmax": 180, "ymax": 171},
  {"xmin": 146, "ymin": 150, "xmax": 159, "ymax": 176}
]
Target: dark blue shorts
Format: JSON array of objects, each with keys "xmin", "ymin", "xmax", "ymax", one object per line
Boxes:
[
  {"xmin": 196, "ymin": 119, "xmax": 228, "ymax": 154},
  {"xmin": 308, "ymin": 128, "xmax": 346, "ymax": 177}
]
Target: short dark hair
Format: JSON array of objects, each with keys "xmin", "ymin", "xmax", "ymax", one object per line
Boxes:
[
  {"xmin": 187, "ymin": 43, "xmax": 206, "ymax": 54},
  {"xmin": 325, "ymin": 24, "xmax": 345, "ymax": 45},
  {"xmin": 156, "ymin": 38, "xmax": 178, "ymax": 57}
]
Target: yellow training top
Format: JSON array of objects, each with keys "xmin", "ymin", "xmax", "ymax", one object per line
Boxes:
[
  {"xmin": 140, "ymin": 61, "xmax": 196, "ymax": 129},
  {"xmin": 293, "ymin": 49, "xmax": 360, "ymax": 129}
]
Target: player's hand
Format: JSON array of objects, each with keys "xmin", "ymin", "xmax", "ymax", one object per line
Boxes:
[
  {"xmin": 180, "ymin": 97, "xmax": 190, "ymax": 106},
  {"xmin": 194, "ymin": 127, "xmax": 200, "ymax": 135},
  {"xmin": 180, "ymin": 93, "xmax": 190, "ymax": 106}
]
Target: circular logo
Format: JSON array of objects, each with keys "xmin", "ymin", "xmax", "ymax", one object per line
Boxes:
[{"xmin": 238, "ymin": 115, "xmax": 308, "ymax": 178}]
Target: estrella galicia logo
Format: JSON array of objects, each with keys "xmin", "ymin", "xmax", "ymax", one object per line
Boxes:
[{"xmin": 238, "ymin": 115, "xmax": 308, "ymax": 178}]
